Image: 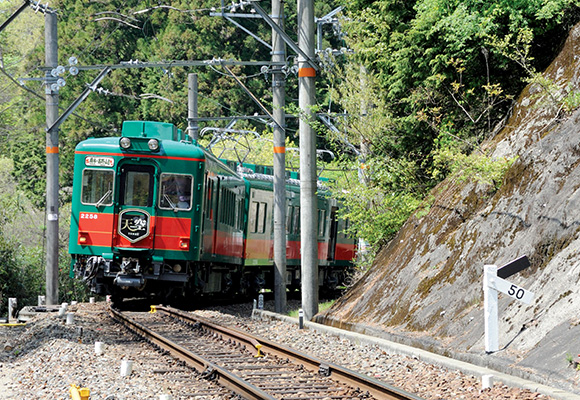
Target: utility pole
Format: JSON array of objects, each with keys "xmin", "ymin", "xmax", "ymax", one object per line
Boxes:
[
  {"xmin": 272, "ymin": 0, "xmax": 287, "ymax": 314},
  {"xmin": 298, "ymin": 0, "xmax": 318, "ymax": 320},
  {"xmin": 187, "ymin": 73, "xmax": 199, "ymax": 142},
  {"xmin": 45, "ymin": 10, "xmax": 59, "ymax": 306}
]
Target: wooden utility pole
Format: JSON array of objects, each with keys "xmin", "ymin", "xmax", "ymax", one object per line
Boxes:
[
  {"xmin": 298, "ymin": 0, "xmax": 318, "ymax": 320},
  {"xmin": 272, "ymin": 0, "xmax": 287, "ymax": 314}
]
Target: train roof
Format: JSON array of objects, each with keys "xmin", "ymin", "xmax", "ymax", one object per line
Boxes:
[
  {"xmin": 75, "ymin": 120, "xmax": 330, "ymax": 191},
  {"xmin": 75, "ymin": 121, "xmax": 206, "ymax": 161},
  {"xmin": 122, "ymin": 120, "xmax": 185, "ymax": 141}
]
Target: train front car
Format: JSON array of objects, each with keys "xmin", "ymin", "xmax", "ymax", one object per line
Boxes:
[{"xmin": 68, "ymin": 121, "xmax": 205, "ymax": 302}]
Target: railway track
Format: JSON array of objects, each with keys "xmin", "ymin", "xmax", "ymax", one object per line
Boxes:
[{"xmin": 110, "ymin": 305, "xmax": 425, "ymax": 400}]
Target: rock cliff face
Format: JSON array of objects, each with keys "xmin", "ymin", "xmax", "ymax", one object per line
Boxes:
[{"xmin": 317, "ymin": 22, "xmax": 580, "ymax": 390}]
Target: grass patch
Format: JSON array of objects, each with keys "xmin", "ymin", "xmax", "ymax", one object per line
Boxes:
[{"xmin": 287, "ymin": 300, "xmax": 335, "ymax": 317}]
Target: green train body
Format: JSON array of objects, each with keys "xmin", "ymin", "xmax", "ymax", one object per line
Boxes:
[{"xmin": 69, "ymin": 120, "xmax": 356, "ymax": 301}]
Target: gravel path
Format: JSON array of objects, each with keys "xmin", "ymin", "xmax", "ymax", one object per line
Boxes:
[{"xmin": 0, "ymin": 301, "xmax": 555, "ymax": 399}]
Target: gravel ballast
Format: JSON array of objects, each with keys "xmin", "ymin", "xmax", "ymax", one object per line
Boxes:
[{"xmin": 0, "ymin": 301, "xmax": 565, "ymax": 399}]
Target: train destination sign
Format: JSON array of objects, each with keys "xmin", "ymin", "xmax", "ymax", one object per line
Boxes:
[{"xmin": 85, "ymin": 156, "xmax": 114, "ymax": 167}]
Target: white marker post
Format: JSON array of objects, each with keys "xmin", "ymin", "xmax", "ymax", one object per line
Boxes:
[{"xmin": 484, "ymin": 263, "xmax": 535, "ymax": 353}]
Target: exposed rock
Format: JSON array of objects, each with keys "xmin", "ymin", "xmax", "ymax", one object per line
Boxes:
[{"xmin": 317, "ymin": 22, "xmax": 580, "ymax": 394}]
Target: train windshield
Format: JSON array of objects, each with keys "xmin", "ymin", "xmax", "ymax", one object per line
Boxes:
[
  {"xmin": 159, "ymin": 173, "xmax": 193, "ymax": 210},
  {"xmin": 120, "ymin": 165, "xmax": 154, "ymax": 207},
  {"xmin": 81, "ymin": 169, "xmax": 114, "ymax": 206}
]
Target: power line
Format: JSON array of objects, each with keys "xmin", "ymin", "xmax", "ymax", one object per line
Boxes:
[{"xmin": 0, "ymin": 66, "xmax": 113, "ymax": 130}]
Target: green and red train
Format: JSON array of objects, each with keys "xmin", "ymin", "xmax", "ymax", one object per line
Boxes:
[{"xmin": 68, "ymin": 120, "xmax": 356, "ymax": 302}]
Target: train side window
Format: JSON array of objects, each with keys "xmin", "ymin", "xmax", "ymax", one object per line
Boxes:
[
  {"xmin": 220, "ymin": 189, "xmax": 235, "ymax": 226},
  {"xmin": 292, "ymin": 206, "xmax": 300, "ymax": 234},
  {"xmin": 318, "ymin": 209, "xmax": 326, "ymax": 236},
  {"xmin": 81, "ymin": 169, "xmax": 114, "ymax": 206},
  {"xmin": 228, "ymin": 190, "xmax": 234, "ymax": 226},
  {"xmin": 238, "ymin": 198, "xmax": 245, "ymax": 229},
  {"xmin": 257, "ymin": 202, "xmax": 267, "ymax": 233},
  {"xmin": 249, "ymin": 201, "xmax": 259, "ymax": 233},
  {"xmin": 342, "ymin": 219, "xmax": 350, "ymax": 238},
  {"xmin": 286, "ymin": 205, "xmax": 292, "ymax": 233},
  {"xmin": 159, "ymin": 173, "xmax": 192, "ymax": 210},
  {"xmin": 205, "ymin": 178, "xmax": 214, "ymax": 220}
]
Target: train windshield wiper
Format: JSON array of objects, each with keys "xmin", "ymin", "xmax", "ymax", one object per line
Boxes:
[
  {"xmin": 164, "ymin": 194, "xmax": 178, "ymax": 211},
  {"xmin": 95, "ymin": 190, "xmax": 112, "ymax": 207}
]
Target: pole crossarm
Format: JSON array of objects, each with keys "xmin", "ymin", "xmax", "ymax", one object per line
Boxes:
[
  {"xmin": 39, "ymin": 59, "xmax": 283, "ymax": 72},
  {"xmin": 249, "ymin": 0, "xmax": 319, "ymax": 71},
  {"xmin": 224, "ymin": 16, "xmax": 272, "ymax": 49},
  {"xmin": 47, "ymin": 67, "xmax": 111, "ymax": 133},
  {"xmin": 29, "ymin": 0, "xmax": 55, "ymax": 14},
  {"xmin": 221, "ymin": 63, "xmax": 284, "ymax": 132},
  {"xmin": 315, "ymin": 6, "xmax": 343, "ymax": 23},
  {"xmin": 209, "ymin": 12, "xmax": 262, "ymax": 18}
]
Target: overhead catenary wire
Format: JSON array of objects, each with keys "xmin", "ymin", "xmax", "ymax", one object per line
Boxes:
[{"xmin": 0, "ymin": 66, "xmax": 113, "ymax": 130}]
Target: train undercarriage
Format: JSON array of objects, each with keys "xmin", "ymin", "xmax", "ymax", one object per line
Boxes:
[{"xmin": 73, "ymin": 255, "xmax": 348, "ymax": 305}]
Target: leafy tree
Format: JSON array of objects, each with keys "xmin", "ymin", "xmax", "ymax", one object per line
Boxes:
[
  {"xmin": 320, "ymin": 0, "xmax": 580, "ymax": 258},
  {"xmin": 0, "ymin": 157, "xmax": 44, "ymax": 313}
]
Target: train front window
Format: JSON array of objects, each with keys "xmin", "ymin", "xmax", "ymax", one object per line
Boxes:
[
  {"xmin": 120, "ymin": 165, "xmax": 154, "ymax": 207},
  {"xmin": 81, "ymin": 169, "xmax": 114, "ymax": 206},
  {"xmin": 159, "ymin": 173, "xmax": 193, "ymax": 210}
]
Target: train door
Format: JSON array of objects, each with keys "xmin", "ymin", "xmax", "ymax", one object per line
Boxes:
[
  {"xmin": 112, "ymin": 163, "xmax": 157, "ymax": 249},
  {"xmin": 245, "ymin": 188, "xmax": 274, "ymax": 265},
  {"xmin": 211, "ymin": 177, "xmax": 221, "ymax": 254},
  {"xmin": 327, "ymin": 206, "xmax": 338, "ymax": 261},
  {"xmin": 201, "ymin": 174, "xmax": 220, "ymax": 256}
]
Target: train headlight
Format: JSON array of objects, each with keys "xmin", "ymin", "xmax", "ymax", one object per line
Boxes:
[
  {"xmin": 147, "ymin": 139, "xmax": 159, "ymax": 151},
  {"xmin": 179, "ymin": 238, "xmax": 189, "ymax": 250},
  {"xmin": 78, "ymin": 232, "xmax": 88, "ymax": 244},
  {"xmin": 119, "ymin": 137, "xmax": 131, "ymax": 149}
]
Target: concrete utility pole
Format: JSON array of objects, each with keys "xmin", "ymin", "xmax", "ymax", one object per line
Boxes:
[
  {"xmin": 272, "ymin": 0, "xmax": 287, "ymax": 314},
  {"xmin": 45, "ymin": 10, "xmax": 59, "ymax": 306},
  {"xmin": 187, "ymin": 73, "xmax": 199, "ymax": 142},
  {"xmin": 298, "ymin": 0, "xmax": 318, "ymax": 320}
]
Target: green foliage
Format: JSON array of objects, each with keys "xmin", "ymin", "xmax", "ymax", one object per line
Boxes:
[
  {"xmin": 316, "ymin": 0, "xmax": 580, "ymax": 259},
  {"xmin": 199, "ymin": 130, "xmax": 301, "ymax": 169},
  {"xmin": 490, "ymin": 24, "xmax": 580, "ymax": 115},
  {"xmin": 0, "ymin": 0, "xmax": 578, "ymax": 296},
  {"xmin": 0, "ymin": 157, "xmax": 87, "ymax": 313},
  {"xmin": 0, "ymin": 157, "xmax": 43, "ymax": 314},
  {"xmin": 329, "ymin": 154, "xmax": 424, "ymax": 252},
  {"xmin": 338, "ymin": 185, "xmax": 422, "ymax": 251},
  {"xmin": 341, "ymin": 0, "xmax": 580, "ymax": 159},
  {"xmin": 432, "ymin": 139, "xmax": 518, "ymax": 191},
  {"xmin": 323, "ymin": 64, "xmax": 427, "ymax": 253}
]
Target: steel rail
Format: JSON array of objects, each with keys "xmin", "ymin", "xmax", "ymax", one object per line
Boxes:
[
  {"xmin": 157, "ymin": 305, "xmax": 425, "ymax": 400},
  {"xmin": 109, "ymin": 307, "xmax": 276, "ymax": 400}
]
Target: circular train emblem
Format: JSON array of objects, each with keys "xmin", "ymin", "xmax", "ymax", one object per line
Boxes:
[{"xmin": 118, "ymin": 209, "xmax": 150, "ymax": 243}]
